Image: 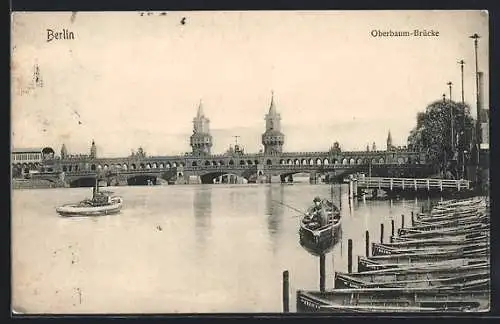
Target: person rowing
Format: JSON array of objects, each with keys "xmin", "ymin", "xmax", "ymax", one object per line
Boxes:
[{"xmin": 304, "ymin": 196, "xmax": 328, "ymax": 229}]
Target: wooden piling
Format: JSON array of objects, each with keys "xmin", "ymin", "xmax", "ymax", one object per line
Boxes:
[
  {"xmin": 319, "ymin": 254, "xmax": 326, "ymax": 293},
  {"xmin": 339, "ymin": 184, "xmax": 342, "ymax": 210},
  {"xmin": 347, "ymin": 239, "xmax": 353, "ymax": 274},
  {"xmin": 380, "ymin": 223, "xmax": 384, "ymax": 244},
  {"xmin": 282, "ymin": 270, "xmax": 289, "ymax": 313},
  {"xmin": 411, "ymin": 211, "xmax": 414, "ymax": 227},
  {"xmin": 401, "ymin": 214, "xmax": 405, "ymax": 229},
  {"xmin": 391, "ymin": 219, "xmax": 395, "ymax": 237},
  {"xmin": 365, "ymin": 230, "xmax": 370, "ymax": 257}
]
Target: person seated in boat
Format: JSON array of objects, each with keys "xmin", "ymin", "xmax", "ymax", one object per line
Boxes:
[{"xmin": 304, "ymin": 197, "xmax": 325, "ymax": 228}]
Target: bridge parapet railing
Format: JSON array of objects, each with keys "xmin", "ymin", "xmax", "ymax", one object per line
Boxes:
[{"xmin": 356, "ymin": 177, "xmax": 470, "ymax": 191}]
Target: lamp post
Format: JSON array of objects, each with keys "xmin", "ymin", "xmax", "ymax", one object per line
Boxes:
[
  {"xmin": 447, "ymin": 81, "xmax": 454, "ymax": 151},
  {"xmin": 458, "ymin": 59, "xmax": 466, "ymax": 179},
  {"xmin": 469, "ymin": 33, "xmax": 481, "ymax": 164},
  {"xmin": 442, "ymin": 93, "xmax": 447, "ymax": 175},
  {"xmin": 469, "ymin": 33, "xmax": 481, "ymax": 188}
]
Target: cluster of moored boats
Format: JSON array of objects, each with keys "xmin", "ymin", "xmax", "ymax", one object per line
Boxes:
[{"xmin": 297, "ymin": 196, "xmax": 490, "ymax": 312}]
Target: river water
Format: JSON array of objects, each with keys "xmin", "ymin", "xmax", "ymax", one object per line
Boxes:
[{"xmin": 12, "ymin": 183, "xmax": 432, "ymax": 314}]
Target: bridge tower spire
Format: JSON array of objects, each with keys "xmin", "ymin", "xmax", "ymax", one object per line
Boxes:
[
  {"xmin": 90, "ymin": 140, "xmax": 97, "ymax": 158},
  {"xmin": 262, "ymin": 91, "xmax": 285, "ymax": 154},
  {"xmin": 61, "ymin": 143, "xmax": 68, "ymax": 159},
  {"xmin": 386, "ymin": 130, "xmax": 393, "ymax": 151},
  {"xmin": 190, "ymin": 100, "xmax": 213, "ymax": 156}
]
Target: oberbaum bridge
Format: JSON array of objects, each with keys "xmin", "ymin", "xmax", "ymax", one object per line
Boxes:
[{"xmin": 19, "ymin": 95, "xmax": 471, "ymax": 194}]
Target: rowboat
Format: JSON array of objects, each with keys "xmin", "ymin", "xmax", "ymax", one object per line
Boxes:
[
  {"xmin": 371, "ymin": 240, "xmax": 489, "ymax": 256},
  {"xmin": 357, "ymin": 248, "xmax": 489, "ymax": 272},
  {"xmin": 296, "ymin": 288, "xmax": 490, "ymax": 313},
  {"xmin": 416, "ymin": 211, "xmax": 488, "ymax": 223},
  {"xmin": 356, "ymin": 257, "xmax": 489, "ymax": 272},
  {"xmin": 382, "ymin": 234, "xmax": 487, "ymax": 248},
  {"xmin": 414, "ymin": 211, "xmax": 488, "ymax": 224},
  {"xmin": 334, "ymin": 268, "xmax": 490, "ymax": 290},
  {"xmin": 335, "ymin": 262, "xmax": 489, "ymax": 286},
  {"xmin": 299, "ymin": 199, "xmax": 342, "ymax": 256},
  {"xmin": 396, "ymin": 223, "xmax": 489, "ymax": 239}
]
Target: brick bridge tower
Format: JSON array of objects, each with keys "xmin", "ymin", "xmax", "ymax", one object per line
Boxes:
[
  {"xmin": 190, "ymin": 100, "xmax": 213, "ymax": 156},
  {"xmin": 262, "ymin": 92, "xmax": 285, "ymax": 154}
]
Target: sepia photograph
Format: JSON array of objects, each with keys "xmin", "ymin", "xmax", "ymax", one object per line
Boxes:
[{"xmin": 11, "ymin": 10, "xmax": 490, "ymax": 314}]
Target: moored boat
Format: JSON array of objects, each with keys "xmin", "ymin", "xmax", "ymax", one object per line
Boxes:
[
  {"xmin": 371, "ymin": 240, "xmax": 489, "ymax": 256},
  {"xmin": 357, "ymin": 249, "xmax": 489, "ymax": 272},
  {"xmin": 334, "ymin": 270, "xmax": 490, "ymax": 290},
  {"xmin": 296, "ymin": 288, "xmax": 490, "ymax": 313}
]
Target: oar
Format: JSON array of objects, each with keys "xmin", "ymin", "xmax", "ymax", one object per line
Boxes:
[{"xmin": 272, "ymin": 200, "xmax": 307, "ymax": 218}]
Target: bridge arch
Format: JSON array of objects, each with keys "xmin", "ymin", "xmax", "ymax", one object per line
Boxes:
[
  {"xmin": 131, "ymin": 164, "xmax": 136, "ymax": 170},
  {"xmin": 357, "ymin": 158, "xmax": 362, "ymax": 164},
  {"xmin": 323, "ymin": 158, "xmax": 329, "ymax": 165},
  {"xmin": 152, "ymin": 162, "xmax": 157, "ymax": 168},
  {"xmin": 295, "ymin": 159, "xmax": 300, "ymax": 165},
  {"xmin": 316, "ymin": 158, "xmax": 322, "ymax": 165},
  {"xmin": 127, "ymin": 174, "xmax": 158, "ymax": 186},
  {"xmin": 309, "ymin": 159, "xmax": 314, "ymax": 165},
  {"xmin": 204, "ymin": 160, "xmax": 211, "ymax": 166},
  {"xmin": 104, "ymin": 164, "xmax": 109, "ymax": 170},
  {"xmin": 349, "ymin": 158, "xmax": 355, "ymax": 165},
  {"xmin": 266, "ymin": 159, "xmax": 272, "ymax": 165},
  {"xmin": 280, "ymin": 159, "xmax": 285, "ymax": 165},
  {"xmin": 379, "ymin": 157, "xmax": 385, "ymax": 164},
  {"xmin": 122, "ymin": 164, "xmax": 128, "ymax": 170},
  {"xmin": 301, "ymin": 159, "xmax": 307, "ymax": 165}
]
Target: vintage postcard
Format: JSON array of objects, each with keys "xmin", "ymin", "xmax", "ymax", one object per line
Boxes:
[{"xmin": 11, "ymin": 10, "xmax": 490, "ymax": 314}]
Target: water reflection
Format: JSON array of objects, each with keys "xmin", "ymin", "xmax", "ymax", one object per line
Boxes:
[
  {"xmin": 264, "ymin": 185, "xmax": 285, "ymax": 254},
  {"xmin": 193, "ymin": 186, "xmax": 212, "ymax": 254}
]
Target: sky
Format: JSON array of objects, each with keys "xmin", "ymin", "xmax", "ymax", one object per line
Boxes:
[{"xmin": 11, "ymin": 11, "xmax": 489, "ymax": 157}]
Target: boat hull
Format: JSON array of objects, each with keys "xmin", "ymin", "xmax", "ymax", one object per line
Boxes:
[
  {"xmin": 296, "ymin": 288, "xmax": 490, "ymax": 313},
  {"xmin": 56, "ymin": 197, "xmax": 123, "ymax": 217}
]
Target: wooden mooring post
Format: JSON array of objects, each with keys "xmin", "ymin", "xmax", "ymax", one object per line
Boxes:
[
  {"xmin": 282, "ymin": 270, "xmax": 289, "ymax": 313},
  {"xmin": 391, "ymin": 219, "xmax": 395, "ymax": 237},
  {"xmin": 401, "ymin": 214, "xmax": 405, "ymax": 229},
  {"xmin": 319, "ymin": 254, "xmax": 326, "ymax": 293},
  {"xmin": 339, "ymin": 184, "xmax": 342, "ymax": 210},
  {"xmin": 380, "ymin": 223, "xmax": 384, "ymax": 244},
  {"xmin": 411, "ymin": 211, "xmax": 414, "ymax": 227},
  {"xmin": 365, "ymin": 230, "xmax": 370, "ymax": 257},
  {"xmin": 347, "ymin": 239, "xmax": 353, "ymax": 274}
]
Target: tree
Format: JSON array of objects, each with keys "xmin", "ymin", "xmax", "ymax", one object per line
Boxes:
[{"xmin": 407, "ymin": 100, "xmax": 475, "ymax": 177}]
